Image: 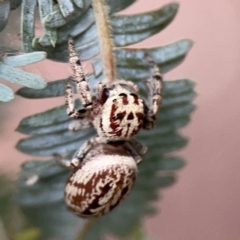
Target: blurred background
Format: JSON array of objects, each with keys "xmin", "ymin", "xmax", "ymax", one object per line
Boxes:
[{"xmin": 1, "ymin": 0, "xmax": 240, "ymax": 239}]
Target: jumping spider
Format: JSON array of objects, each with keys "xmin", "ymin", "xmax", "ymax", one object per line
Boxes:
[{"xmin": 61, "ymin": 37, "xmax": 163, "ymax": 218}]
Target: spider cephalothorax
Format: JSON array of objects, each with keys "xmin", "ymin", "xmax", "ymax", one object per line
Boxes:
[
  {"xmin": 93, "ymin": 84, "xmax": 146, "ymax": 142},
  {"xmin": 60, "ymin": 37, "xmax": 163, "ymax": 218}
]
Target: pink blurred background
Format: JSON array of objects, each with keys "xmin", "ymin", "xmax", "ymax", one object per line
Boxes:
[{"xmin": 1, "ymin": 0, "xmax": 240, "ymax": 239}]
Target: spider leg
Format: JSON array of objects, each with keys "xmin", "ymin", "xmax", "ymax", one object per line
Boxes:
[
  {"xmin": 124, "ymin": 139, "xmax": 148, "ymax": 165},
  {"xmin": 97, "ymin": 81, "xmax": 109, "ymax": 104},
  {"xmin": 97, "ymin": 81, "xmax": 104, "ymax": 99},
  {"xmin": 65, "ymin": 81, "xmax": 90, "ymax": 119},
  {"xmin": 128, "ymin": 138, "xmax": 148, "ymax": 156},
  {"xmin": 97, "ymin": 81, "xmax": 116, "ymax": 104},
  {"xmin": 58, "ymin": 159, "xmax": 73, "ymax": 169},
  {"xmin": 57, "ymin": 157, "xmax": 81, "ymax": 169},
  {"xmin": 71, "ymin": 136, "xmax": 102, "ymax": 166},
  {"xmin": 68, "ymin": 118, "xmax": 92, "ymax": 132},
  {"xmin": 55, "ymin": 136, "xmax": 102, "ymax": 169},
  {"xmin": 53, "ymin": 153, "xmax": 73, "ymax": 169},
  {"xmin": 143, "ymin": 54, "xmax": 163, "ymax": 129},
  {"xmin": 68, "ymin": 37, "xmax": 93, "ymax": 113}
]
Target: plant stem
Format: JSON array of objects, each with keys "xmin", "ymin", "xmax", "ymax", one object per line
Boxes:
[
  {"xmin": 75, "ymin": 219, "xmax": 93, "ymax": 240},
  {"xmin": 74, "ymin": 2, "xmax": 115, "ymax": 238},
  {"xmin": 92, "ymin": 0, "xmax": 115, "ymax": 83}
]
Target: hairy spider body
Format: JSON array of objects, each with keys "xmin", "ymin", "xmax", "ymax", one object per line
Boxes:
[
  {"xmin": 61, "ymin": 37, "xmax": 163, "ymax": 218},
  {"xmin": 64, "ymin": 143, "xmax": 137, "ymax": 218}
]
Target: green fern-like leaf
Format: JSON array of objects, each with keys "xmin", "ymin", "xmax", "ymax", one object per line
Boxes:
[
  {"xmin": 13, "ymin": 1, "xmax": 195, "ymax": 239},
  {"xmin": 0, "ymin": 51, "xmax": 47, "ymax": 102}
]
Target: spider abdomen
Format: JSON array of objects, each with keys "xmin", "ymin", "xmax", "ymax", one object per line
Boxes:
[{"xmin": 65, "ymin": 145, "xmax": 137, "ymax": 218}]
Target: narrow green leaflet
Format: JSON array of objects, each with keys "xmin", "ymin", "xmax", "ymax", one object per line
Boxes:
[
  {"xmin": 16, "ymin": 104, "xmax": 71, "ymax": 134},
  {"xmin": 153, "ymin": 155, "xmax": 185, "ymax": 170},
  {"xmin": 116, "ymin": 39, "xmax": 193, "ymax": 80},
  {"xmin": 3, "ymin": 52, "xmax": 46, "ymax": 67},
  {"xmin": 58, "ymin": 0, "xmax": 74, "ymax": 18},
  {"xmin": 0, "ymin": 84, "xmax": 14, "ymax": 102},
  {"xmin": 107, "ymin": 0, "xmax": 136, "ymax": 14},
  {"xmin": 21, "ymin": 0, "xmax": 37, "ymax": 52},
  {"xmin": 43, "ymin": 0, "xmax": 91, "ymax": 29},
  {"xmin": 0, "ymin": 0, "xmax": 10, "ymax": 32},
  {"xmin": 39, "ymin": 8, "xmax": 95, "ymax": 47},
  {"xmin": 112, "ymin": 3, "xmax": 179, "ymax": 47},
  {"xmin": 16, "ymin": 79, "xmax": 68, "ymax": 99},
  {"xmin": 0, "ymin": 51, "xmax": 47, "ymax": 102},
  {"xmin": 56, "ymin": 8, "xmax": 95, "ymax": 44},
  {"xmin": 16, "ymin": 128, "xmax": 95, "ymax": 156},
  {"xmin": 73, "ymin": 0, "xmax": 83, "ymax": 8},
  {"xmin": 116, "ymin": 39, "xmax": 193, "ymax": 68},
  {"xmin": 0, "ymin": 64, "xmax": 46, "ymax": 89},
  {"xmin": 38, "ymin": 0, "xmax": 57, "ymax": 47}
]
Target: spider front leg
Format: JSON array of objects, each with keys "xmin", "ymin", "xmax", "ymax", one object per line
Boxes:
[
  {"xmin": 66, "ymin": 81, "xmax": 90, "ymax": 119},
  {"xmin": 71, "ymin": 136, "xmax": 102, "ymax": 166},
  {"xmin": 124, "ymin": 139, "xmax": 148, "ymax": 165},
  {"xmin": 66, "ymin": 37, "xmax": 93, "ymax": 119},
  {"xmin": 57, "ymin": 136, "xmax": 102, "ymax": 169},
  {"xmin": 143, "ymin": 55, "xmax": 163, "ymax": 129}
]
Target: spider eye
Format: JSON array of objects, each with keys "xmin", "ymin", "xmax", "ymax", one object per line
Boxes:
[
  {"xmin": 101, "ymin": 88, "xmax": 110, "ymax": 104},
  {"xmin": 112, "ymin": 115, "xmax": 117, "ymax": 120},
  {"xmin": 130, "ymin": 93, "xmax": 138, "ymax": 98},
  {"xmin": 119, "ymin": 93, "xmax": 127, "ymax": 97},
  {"xmin": 75, "ymin": 59, "xmax": 81, "ymax": 65},
  {"xmin": 78, "ymin": 109, "xmax": 87, "ymax": 114}
]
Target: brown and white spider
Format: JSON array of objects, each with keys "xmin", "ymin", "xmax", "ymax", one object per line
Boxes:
[{"xmin": 61, "ymin": 37, "xmax": 163, "ymax": 218}]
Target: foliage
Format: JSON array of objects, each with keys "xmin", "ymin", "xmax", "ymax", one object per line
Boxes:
[
  {"xmin": 0, "ymin": 1, "xmax": 47, "ymax": 102},
  {"xmin": 0, "ymin": 0, "xmax": 22, "ymax": 32},
  {"xmin": 0, "ymin": 51, "xmax": 47, "ymax": 102},
  {"xmin": 1, "ymin": 0, "xmax": 194, "ymax": 239}
]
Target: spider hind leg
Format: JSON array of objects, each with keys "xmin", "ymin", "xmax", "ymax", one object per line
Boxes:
[{"xmin": 143, "ymin": 54, "xmax": 163, "ymax": 129}]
